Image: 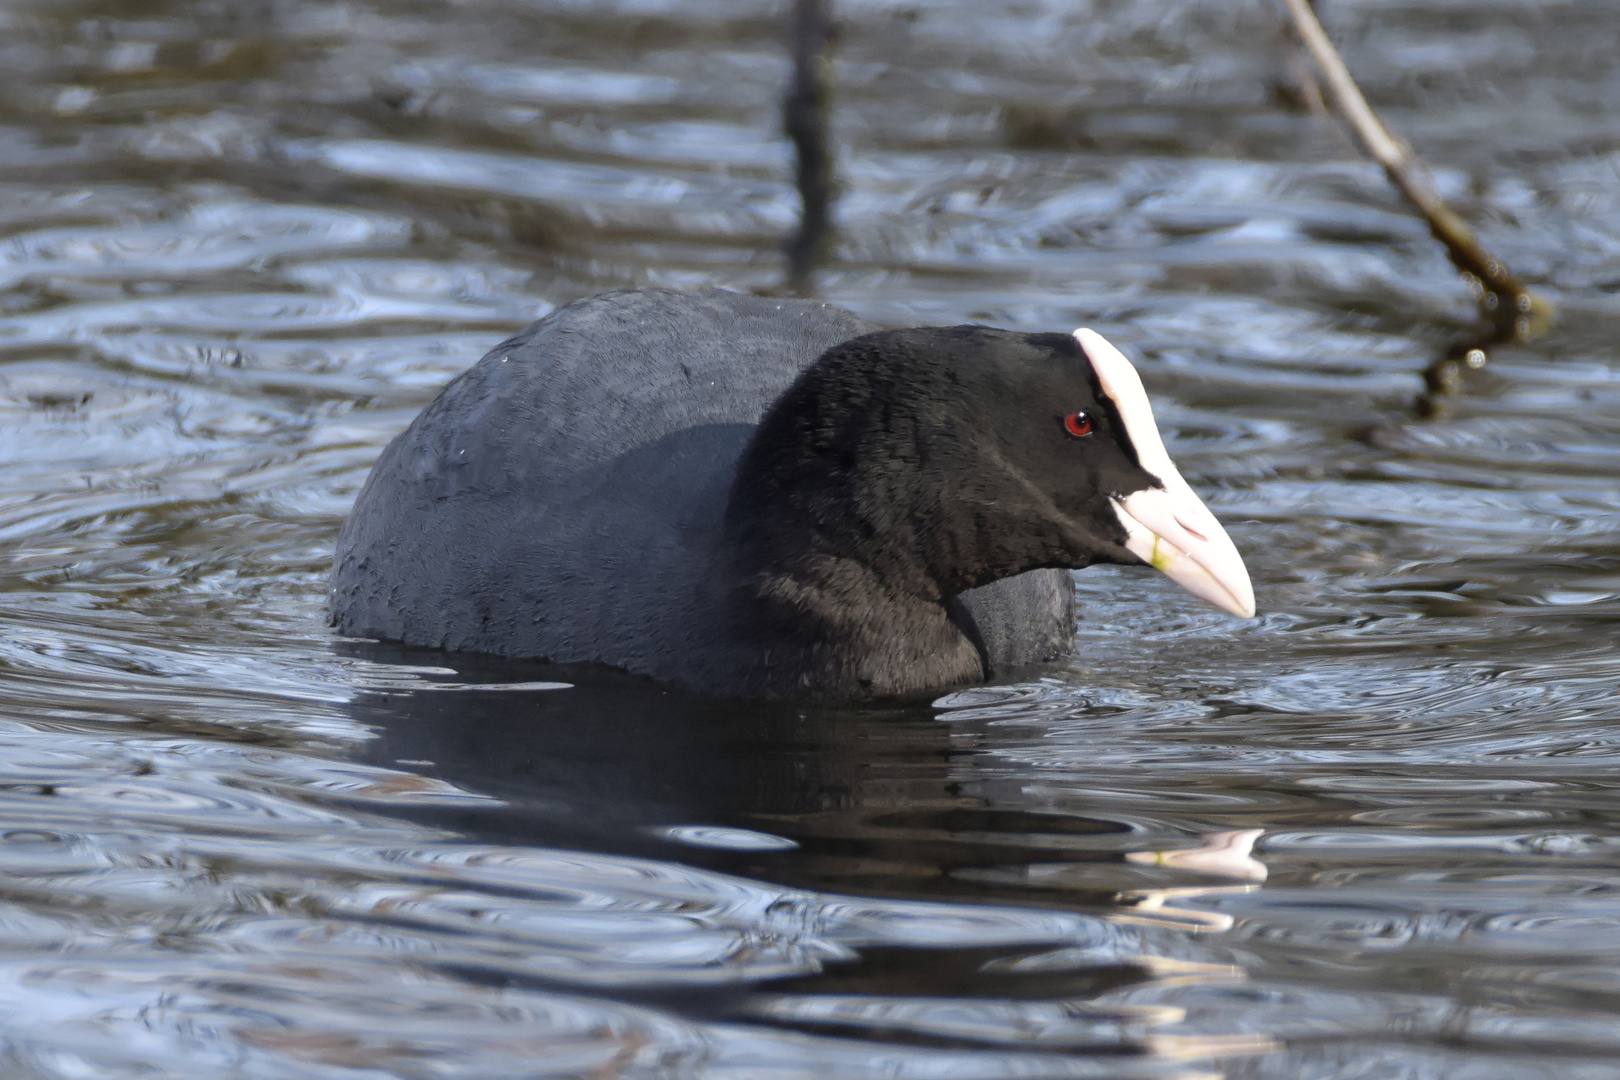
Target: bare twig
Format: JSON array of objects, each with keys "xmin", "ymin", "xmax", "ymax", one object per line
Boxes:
[
  {"xmin": 1279, "ymin": 0, "xmax": 1551, "ymax": 342},
  {"xmin": 1285, "ymin": 52, "xmax": 1328, "ymax": 118},
  {"xmin": 783, "ymin": 0, "xmax": 834, "ymax": 295}
]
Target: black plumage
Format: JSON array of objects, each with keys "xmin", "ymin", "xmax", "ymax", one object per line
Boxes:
[{"xmin": 331, "ymin": 288, "xmax": 1176, "ymax": 700}]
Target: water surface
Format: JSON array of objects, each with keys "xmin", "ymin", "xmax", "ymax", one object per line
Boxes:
[{"xmin": 1, "ymin": 0, "xmax": 1618, "ymax": 1075}]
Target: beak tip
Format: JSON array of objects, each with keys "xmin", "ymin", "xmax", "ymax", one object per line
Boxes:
[
  {"xmin": 1220, "ymin": 578, "xmax": 1256, "ymax": 620},
  {"xmin": 1205, "ymin": 585, "xmax": 1255, "ymax": 620}
]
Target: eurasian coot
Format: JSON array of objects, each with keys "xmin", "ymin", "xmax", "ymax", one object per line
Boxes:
[{"xmin": 331, "ymin": 288, "xmax": 1253, "ymax": 700}]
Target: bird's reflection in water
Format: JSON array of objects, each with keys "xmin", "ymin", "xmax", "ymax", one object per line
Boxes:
[
  {"xmin": 340, "ymin": 640, "xmax": 1162, "ymax": 910},
  {"xmin": 339, "ymin": 642, "xmax": 1279, "ymax": 1066}
]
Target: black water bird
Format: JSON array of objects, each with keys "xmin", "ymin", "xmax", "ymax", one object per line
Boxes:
[{"xmin": 330, "ymin": 288, "xmax": 1253, "ymax": 700}]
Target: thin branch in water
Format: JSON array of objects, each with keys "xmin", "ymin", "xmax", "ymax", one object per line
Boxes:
[
  {"xmin": 1279, "ymin": 0, "xmax": 1552, "ymax": 345},
  {"xmin": 783, "ymin": 0, "xmax": 835, "ymax": 296},
  {"xmin": 1283, "ymin": 51, "xmax": 1328, "ymax": 118}
]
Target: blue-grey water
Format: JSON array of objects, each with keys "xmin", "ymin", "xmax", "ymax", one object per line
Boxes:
[{"xmin": 1, "ymin": 0, "xmax": 1618, "ymax": 1076}]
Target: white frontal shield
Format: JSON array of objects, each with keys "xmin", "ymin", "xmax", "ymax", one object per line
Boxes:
[{"xmin": 1075, "ymin": 328, "xmax": 1256, "ymax": 618}]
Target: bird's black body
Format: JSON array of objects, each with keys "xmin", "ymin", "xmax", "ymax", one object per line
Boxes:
[{"xmin": 331, "ymin": 288, "xmax": 1160, "ymax": 700}]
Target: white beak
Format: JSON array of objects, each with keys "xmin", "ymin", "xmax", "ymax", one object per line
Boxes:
[
  {"xmin": 1112, "ymin": 484, "xmax": 1255, "ymax": 618},
  {"xmin": 1075, "ymin": 329, "xmax": 1256, "ymax": 619}
]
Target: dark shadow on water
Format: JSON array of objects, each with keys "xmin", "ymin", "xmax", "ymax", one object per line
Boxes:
[
  {"xmin": 339, "ymin": 639, "xmax": 1131, "ymax": 909},
  {"xmin": 336, "ymin": 641, "xmax": 1187, "ymax": 1026}
]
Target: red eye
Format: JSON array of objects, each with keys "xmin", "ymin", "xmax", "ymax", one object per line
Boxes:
[{"xmin": 1063, "ymin": 411, "xmax": 1094, "ymax": 438}]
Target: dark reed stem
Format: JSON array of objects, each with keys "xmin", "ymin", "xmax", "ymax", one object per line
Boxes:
[{"xmin": 783, "ymin": 0, "xmax": 834, "ymax": 295}]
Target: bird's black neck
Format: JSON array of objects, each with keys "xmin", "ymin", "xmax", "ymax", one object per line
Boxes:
[
  {"xmin": 721, "ymin": 538, "xmax": 985, "ymax": 701},
  {"xmin": 720, "ymin": 392, "xmax": 988, "ymax": 699}
]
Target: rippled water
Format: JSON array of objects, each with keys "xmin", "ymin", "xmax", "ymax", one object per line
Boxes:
[{"xmin": 1, "ymin": 0, "xmax": 1618, "ymax": 1075}]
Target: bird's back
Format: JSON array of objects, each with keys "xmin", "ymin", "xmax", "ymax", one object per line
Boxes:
[{"xmin": 331, "ymin": 289, "xmax": 874, "ymax": 677}]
